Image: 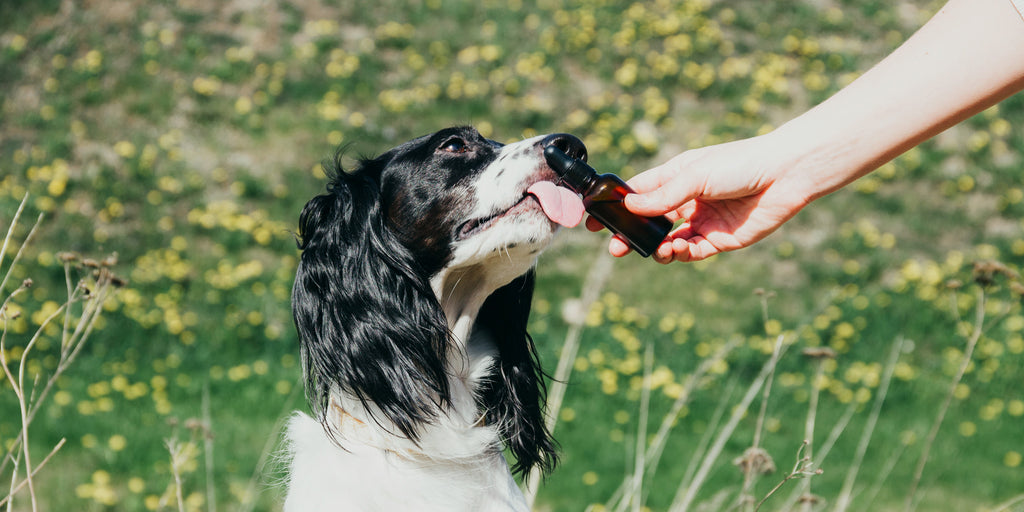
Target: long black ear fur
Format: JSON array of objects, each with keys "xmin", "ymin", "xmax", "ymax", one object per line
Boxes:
[
  {"xmin": 292, "ymin": 155, "xmax": 452, "ymax": 442},
  {"xmin": 474, "ymin": 270, "xmax": 558, "ymax": 477}
]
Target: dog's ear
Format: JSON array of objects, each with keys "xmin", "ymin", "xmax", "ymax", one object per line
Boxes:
[
  {"xmin": 474, "ymin": 269, "xmax": 558, "ymax": 476},
  {"xmin": 291, "ymin": 155, "xmax": 451, "ymax": 442}
]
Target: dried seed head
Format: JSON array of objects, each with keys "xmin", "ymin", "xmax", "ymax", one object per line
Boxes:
[
  {"xmin": 82, "ymin": 258, "xmax": 100, "ymax": 269},
  {"xmin": 973, "ymin": 260, "xmax": 1015, "ymax": 287},
  {"xmin": 101, "ymin": 252, "xmax": 118, "ymax": 267},
  {"xmin": 57, "ymin": 252, "xmax": 79, "ymax": 263},
  {"xmin": 801, "ymin": 347, "xmax": 837, "ymax": 360},
  {"xmin": 733, "ymin": 447, "xmax": 776, "ymax": 476},
  {"xmin": 798, "ymin": 494, "xmax": 823, "ymax": 505},
  {"xmin": 21, "ymin": 278, "xmax": 33, "ymax": 289}
]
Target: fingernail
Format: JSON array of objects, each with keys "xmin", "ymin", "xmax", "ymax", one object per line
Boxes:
[{"xmin": 626, "ymin": 194, "xmax": 647, "ymax": 209}]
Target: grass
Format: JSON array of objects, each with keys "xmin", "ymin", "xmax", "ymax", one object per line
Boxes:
[{"xmin": 3, "ymin": 0, "xmax": 1024, "ymax": 510}]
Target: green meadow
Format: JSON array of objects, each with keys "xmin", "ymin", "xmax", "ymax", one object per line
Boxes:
[{"xmin": 2, "ymin": 0, "xmax": 1024, "ymax": 510}]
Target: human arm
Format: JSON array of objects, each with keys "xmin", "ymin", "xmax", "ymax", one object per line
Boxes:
[{"xmin": 605, "ymin": 0, "xmax": 1024, "ymax": 262}]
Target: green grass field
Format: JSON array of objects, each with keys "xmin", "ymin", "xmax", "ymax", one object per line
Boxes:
[{"xmin": 3, "ymin": 0, "xmax": 1024, "ymax": 510}]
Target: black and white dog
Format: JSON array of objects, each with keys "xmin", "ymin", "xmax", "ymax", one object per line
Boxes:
[{"xmin": 286, "ymin": 127, "xmax": 587, "ymax": 511}]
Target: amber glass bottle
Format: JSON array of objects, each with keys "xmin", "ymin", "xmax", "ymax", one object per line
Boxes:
[{"xmin": 544, "ymin": 146, "xmax": 673, "ymax": 257}]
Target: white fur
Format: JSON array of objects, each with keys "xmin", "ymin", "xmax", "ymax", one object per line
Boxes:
[{"xmin": 284, "ymin": 136, "xmax": 558, "ymax": 511}]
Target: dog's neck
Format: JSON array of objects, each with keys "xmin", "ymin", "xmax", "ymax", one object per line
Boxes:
[
  {"xmin": 434, "ymin": 265, "xmax": 496, "ymax": 339},
  {"xmin": 326, "ymin": 265, "xmax": 508, "ymax": 460}
]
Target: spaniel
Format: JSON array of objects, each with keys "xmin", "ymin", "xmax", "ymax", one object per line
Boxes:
[{"xmin": 285, "ymin": 126, "xmax": 587, "ymax": 511}]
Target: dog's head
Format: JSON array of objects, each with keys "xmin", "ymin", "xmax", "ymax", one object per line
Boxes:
[{"xmin": 292, "ymin": 126, "xmax": 586, "ymax": 476}]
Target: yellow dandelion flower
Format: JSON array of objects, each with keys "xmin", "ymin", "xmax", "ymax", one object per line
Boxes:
[
  {"xmin": 128, "ymin": 477, "xmax": 145, "ymax": 493},
  {"xmin": 228, "ymin": 364, "xmax": 252, "ymax": 381},
  {"xmin": 609, "ymin": 429, "xmax": 624, "ymax": 443},
  {"xmin": 235, "ymin": 96, "xmax": 253, "ymax": 115},
  {"xmin": 9, "ymin": 34, "xmax": 27, "ymax": 52},
  {"xmin": 54, "ymin": 390, "xmax": 72, "ymax": 406},
  {"xmin": 76, "ymin": 483, "xmax": 95, "ymax": 499},
  {"xmin": 560, "ymin": 408, "xmax": 576, "ymax": 422},
  {"xmin": 574, "ymin": 357, "xmax": 589, "ymax": 372},
  {"xmin": 614, "ymin": 410, "xmax": 630, "ymax": 424},
  {"xmin": 900, "ymin": 430, "xmax": 917, "ymax": 445},
  {"xmin": 1008, "ymin": 399, "xmax": 1024, "ymax": 416},
  {"xmin": 108, "ymin": 434, "xmax": 127, "ymax": 451},
  {"xmin": 1005, "ymin": 451, "xmax": 1022, "ymax": 468},
  {"xmin": 957, "ymin": 174, "xmax": 975, "ymax": 192},
  {"xmin": 328, "ymin": 130, "xmax": 344, "ymax": 146},
  {"xmin": 192, "ymin": 76, "xmax": 221, "ymax": 96}
]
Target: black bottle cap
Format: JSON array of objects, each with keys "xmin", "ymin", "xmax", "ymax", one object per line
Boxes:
[{"xmin": 543, "ymin": 146, "xmax": 594, "ymax": 194}]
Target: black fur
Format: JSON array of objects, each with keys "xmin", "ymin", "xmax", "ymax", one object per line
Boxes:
[
  {"xmin": 291, "ymin": 126, "xmax": 559, "ymax": 476},
  {"xmin": 473, "ymin": 270, "xmax": 558, "ymax": 475}
]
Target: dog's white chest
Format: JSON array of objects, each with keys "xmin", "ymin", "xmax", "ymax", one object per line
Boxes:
[{"xmin": 284, "ymin": 413, "xmax": 529, "ymax": 512}]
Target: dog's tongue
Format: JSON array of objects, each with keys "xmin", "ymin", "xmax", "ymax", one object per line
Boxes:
[{"xmin": 527, "ymin": 181, "xmax": 585, "ymax": 228}]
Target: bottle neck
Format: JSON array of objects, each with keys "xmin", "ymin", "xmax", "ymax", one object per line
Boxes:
[{"xmin": 558, "ymin": 161, "xmax": 597, "ymax": 195}]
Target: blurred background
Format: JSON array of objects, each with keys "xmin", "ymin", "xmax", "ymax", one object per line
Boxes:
[{"xmin": 2, "ymin": 0, "xmax": 1024, "ymax": 510}]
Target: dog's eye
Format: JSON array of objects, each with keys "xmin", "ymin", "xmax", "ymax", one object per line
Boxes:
[{"xmin": 439, "ymin": 137, "xmax": 468, "ymax": 154}]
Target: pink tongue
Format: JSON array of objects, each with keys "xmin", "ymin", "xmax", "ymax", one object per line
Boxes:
[{"xmin": 527, "ymin": 181, "xmax": 585, "ymax": 228}]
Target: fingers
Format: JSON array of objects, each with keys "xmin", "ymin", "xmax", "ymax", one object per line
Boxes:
[
  {"xmin": 608, "ymin": 235, "xmax": 632, "ymax": 257},
  {"xmin": 603, "ymin": 224, "xmax": 724, "ymax": 263},
  {"xmin": 604, "ymin": 226, "xmax": 724, "ymax": 263},
  {"xmin": 623, "ymin": 161, "xmax": 706, "ymax": 218}
]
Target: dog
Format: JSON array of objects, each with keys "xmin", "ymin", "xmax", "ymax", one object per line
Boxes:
[{"xmin": 285, "ymin": 126, "xmax": 588, "ymax": 511}]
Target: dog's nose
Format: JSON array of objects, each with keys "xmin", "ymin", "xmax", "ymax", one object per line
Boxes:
[{"xmin": 540, "ymin": 133, "xmax": 588, "ymax": 163}]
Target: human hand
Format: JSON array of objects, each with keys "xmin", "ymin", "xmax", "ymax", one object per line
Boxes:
[{"xmin": 586, "ymin": 135, "xmax": 813, "ymax": 263}]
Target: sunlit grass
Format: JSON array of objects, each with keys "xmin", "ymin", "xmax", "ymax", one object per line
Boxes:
[{"xmin": 3, "ymin": 0, "xmax": 1024, "ymax": 510}]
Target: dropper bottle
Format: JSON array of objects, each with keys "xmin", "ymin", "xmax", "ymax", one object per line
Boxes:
[{"xmin": 544, "ymin": 146, "xmax": 673, "ymax": 257}]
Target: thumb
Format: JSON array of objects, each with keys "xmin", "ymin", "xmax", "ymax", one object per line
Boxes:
[{"xmin": 623, "ymin": 162, "xmax": 703, "ymax": 217}]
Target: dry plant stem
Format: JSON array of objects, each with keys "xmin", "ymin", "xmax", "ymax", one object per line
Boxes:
[
  {"xmin": 0, "ymin": 439, "xmax": 66, "ymax": 509},
  {"xmin": 808, "ymin": 400, "xmax": 857, "ymax": 471},
  {"xmin": 780, "ymin": 400, "xmax": 858, "ymax": 510},
  {"xmin": 647, "ymin": 340, "xmax": 740, "ymax": 478},
  {"xmin": 0, "ymin": 200, "xmax": 44, "ymax": 512},
  {"xmin": 606, "ymin": 370, "xmax": 738, "ymax": 512},
  {"xmin": 755, "ymin": 441, "xmax": 816, "ymax": 512},
  {"xmin": 738, "ymin": 331, "xmax": 785, "ymax": 512},
  {"xmin": 798, "ymin": 359, "xmax": 825, "ymax": 512},
  {"xmin": 834, "ymin": 336, "xmax": 905, "ymax": 512},
  {"xmin": 1, "ymin": 194, "xmax": 119, "ymax": 510},
  {"xmin": 904, "ymin": 288, "xmax": 986, "ymax": 512},
  {"xmin": 626, "ymin": 345, "xmax": 655, "ymax": 512},
  {"xmin": 990, "ymin": 493, "xmax": 1024, "ymax": 512},
  {"xmin": 166, "ymin": 439, "xmax": 188, "ymax": 512},
  {"xmin": 202, "ymin": 385, "xmax": 217, "ymax": 512},
  {"xmin": 0, "ymin": 193, "xmax": 32, "ymax": 288},
  {"xmin": 669, "ymin": 334, "xmax": 787, "ymax": 512},
  {"xmin": 678, "ymin": 376, "xmax": 738, "ymax": 492},
  {"xmin": 523, "ymin": 249, "xmax": 614, "ymax": 505},
  {"xmin": 2, "ymin": 267, "xmax": 112, "ymax": 475},
  {"xmin": 861, "ymin": 441, "xmax": 909, "ymax": 509},
  {"xmin": 32, "ymin": 271, "xmax": 110, "ymax": 426},
  {"xmin": 0, "ymin": 300, "xmax": 66, "ymax": 512}
]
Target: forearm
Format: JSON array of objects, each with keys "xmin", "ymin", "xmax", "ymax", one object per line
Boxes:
[{"xmin": 771, "ymin": 0, "xmax": 1024, "ymax": 203}]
